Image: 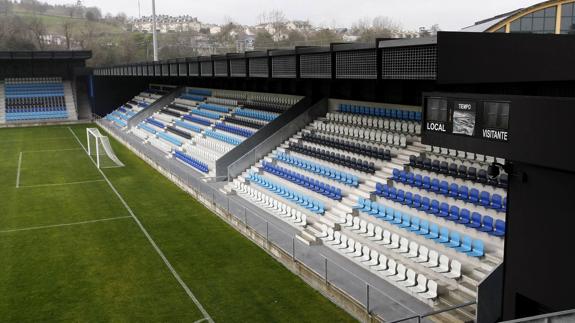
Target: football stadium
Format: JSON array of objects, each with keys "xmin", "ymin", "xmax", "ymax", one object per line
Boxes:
[{"xmin": 1, "ymin": 0, "xmax": 575, "ymax": 322}]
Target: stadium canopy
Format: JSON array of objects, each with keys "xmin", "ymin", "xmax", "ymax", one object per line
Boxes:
[{"xmin": 461, "ymin": 0, "xmax": 575, "ymax": 34}]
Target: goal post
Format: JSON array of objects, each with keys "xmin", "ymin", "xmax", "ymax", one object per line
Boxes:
[{"xmin": 86, "ymin": 128, "xmax": 125, "ymax": 169}]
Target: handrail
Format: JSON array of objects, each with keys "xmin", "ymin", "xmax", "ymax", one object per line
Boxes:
[
  {"xmin": 388, "ymin": 301, "xmax": 477, "ymax": 323},
  {"xmin": 502, "ymin": 309, "xmax": 575, "ymax": 323}
]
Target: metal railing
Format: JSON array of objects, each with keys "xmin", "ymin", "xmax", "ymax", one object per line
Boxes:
[
  {"xmin": 502, "ymin": 309, "xmax": 575, "ymax": 323},
  {"xmin": 97, "ymin": 120, "xmax": 476, "ymax": 323},
  {"xmin": 388, "ymin": 301, "xmax": 477, "ymax": 323}
]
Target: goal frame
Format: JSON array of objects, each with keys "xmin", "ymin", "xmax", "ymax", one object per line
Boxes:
[{"xmin": 87, "ymin": 128, "xmax": 103, "ymax": 168}]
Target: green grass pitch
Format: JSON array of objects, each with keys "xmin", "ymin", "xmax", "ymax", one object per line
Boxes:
[{"xmin": 0, "ymin": 124, "xmax": 356, "ymax": 322}]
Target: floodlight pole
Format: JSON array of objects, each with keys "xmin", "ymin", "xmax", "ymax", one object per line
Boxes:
[{"xmin": 151, "ymin": 0, "xmax": 159, "ymax": 61}]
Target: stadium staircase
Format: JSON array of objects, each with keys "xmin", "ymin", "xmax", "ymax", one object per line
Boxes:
[
  {"xmin": 223, "ymin": 99, "xmax": 508, "ymax": 322},
  {"xmin": 63, "ymin": 81, "xmax": 78, "ymax": 120},
  {"xmin": 0, "ymin": 81, "xmax": 5, "ymax": 123}
]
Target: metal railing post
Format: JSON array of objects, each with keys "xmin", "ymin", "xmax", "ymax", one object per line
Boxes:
[
  {"xmin": 324, "ymin": 257, "xmax": 328, "ymax": 285},
  {"xmin": 366, "ymin": 284, "xmax": 370, "ymax": 314}
]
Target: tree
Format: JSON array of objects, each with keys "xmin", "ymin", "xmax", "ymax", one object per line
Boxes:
[
  {"xmin": 351, "ymin": 16, "xmax": 402, "ymax": 42},
  {"xmin": 62, "ymin": 21, "xmax": 75, "ymax": 49},
  {"xmin": 85, "ymin": 8, "xmax": 102, "ymax": 22},
  {"xmin": 0, "ymin": 0, "xmax": 13, "ymax": 16},
  {"xmin": 308, "ymin": 28, "xmax": 343, "ymax": 46},
  {"xmin": 26, "ymin": 17, "xmax": 46, "ymax": 50},
  {"xmin": 254, "ymin": 30, "xmax": 274, "ymax": 50}
]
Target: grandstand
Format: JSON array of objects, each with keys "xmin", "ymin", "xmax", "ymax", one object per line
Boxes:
[
  {"xmin": 1, "ymin": 77, "xmax": 77, "ymax": 123},
  {"xmin": 224, "ymin": 99, "xmax": 505, "ymax": 320},
  {"xmin": 2, "ymin": 30, "xmax": 575, "ymax": 323}
]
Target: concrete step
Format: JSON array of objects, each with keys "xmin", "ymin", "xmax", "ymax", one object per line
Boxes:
[
  {"xmin": 299, "ymin": 228, "xmax": 320, "ymax": 245},
  {"xmin": 63, "ymin": 81, "xmax": 78, "ymax": 121}
]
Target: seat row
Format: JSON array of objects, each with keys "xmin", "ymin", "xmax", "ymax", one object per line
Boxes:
[
  {"xmin": 166, "ymin": 126, "xmax": 193, "ymax": 140},
  {"xmin": 157, "ymin": 131, "xmax": 183, "ymax": 147},
  {"xmin": 247, "ymin": 172, "xmax": 325, "ymax": 214},
  {"xmin": 6, "ymin": 111, "xmax": 68, "ymax": 121},
  {"xmin": 301, "ymin": 132, "xmax": 392, "ymax": 161},
  {"xmin": 223, "ymin": 116, "xmax": 263, "ymax": 130},
  {"xmin": 214, "ymin": 122, "xmax": 254, "ymax": 138},
  {"xmin": 174, "ymin": 151, "xmax": 209, "ymax": 173},
  {"xmin": 198, "ymin": 103, "xmax": 231, "ymax": 113},
  {"xmin": 146, "ymin": 118, "xmax": 165, "ymax": 129},
  {"xmin": 262, "ymin": 161, "xmax": 343, "ymax": 201},
  {"xmin": 338, "ymin": 104, "xmax": 422, "ymax": 122},
  {"xmin": 105, "ymin": 115, "xmax": 127, "ymax": 127},
  {"xmin": 6, "ymin": 107, "xmax": 66, "ymax": 113},
  {"xmin": 190, "ymin": 109, "xmax": 223, "ymax": 120},
  {"xmin": 326, "ymin": 112, "xmax": 420, "ymax": 135},
  {"xmin": 188, "ymin": 88, "xmax": 212, "ymax": 96},
  {"xmin": 234, "ymin": 108, "xmax": 278, "ymax": 122},
  {"xmin": 275, "ymin": 152, "xmax": 360, "ymax": 187},
  {"xmin": 206, "ymin": 97, "xmax": 237, "ymax": 107},
  {"xmin": 174, "ymin": 120, "xmax": 202, "ymax": 134},
  {"xmin": 322, "ymin": 229, "xmax": 439, "ymax": 300},
  {"xmin": 373, "ymin": 185, "xmax": 506, "ymax": 237},
  {"xmin": 180, "ymin": 93, "xmax": 206, "ymax": 102},
  {"xmin": 183, "ymin": 114, "xmax": 212, "ymax": 127},
  {"xmin": 391, "ymin": 170, "xmax": 506, "ymax": 212},
  {"xmin": 410, "ymin": 155, "xmax": 508, "ymax": 188},
  {"xmin": 204, "ymin": 130, "xmax": 242, "ymax": 146},
  {"xmin": 354, "ymin": 198, "xmax": 486, "ymax": 257},
  {"xmin": 289, "ymin": 142, "xmax": 376, "ymax": 174},
  {"xmin": 316, "ymin": 122, "xmax": 408, "ymax": 147},
  {"xmin": 335, "ymin": 220, "xmax": 462, "ymax": 280},
  {"xmin": 235, "ymin": 182, "xmax": 308, "ymax": 226}
]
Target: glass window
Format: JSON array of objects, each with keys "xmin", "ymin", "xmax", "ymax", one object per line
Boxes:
[
  {"xmin": 533, "ymin": 17, "xmax": 544, "ymax": 31},
  {"xmin": 563, "ymin": 2, "xmax": 574, "ymax": 17},
  {"xmin": 510, "ymin": 20, "xmax": 521, "ymax": 32},
  {"xmin": 510, "ymin": 6, "xmax": 558, "ymax": 33},
  {"xmin": 561, "ymin": 2, "xmax": 575, "ymax": 34}
]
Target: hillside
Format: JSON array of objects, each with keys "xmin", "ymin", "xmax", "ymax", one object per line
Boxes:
[{"xmin": 12, "ymin": 8, "xmax": 125, "ymax": 35}]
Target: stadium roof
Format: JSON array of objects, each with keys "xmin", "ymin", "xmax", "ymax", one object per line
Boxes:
[
  {"xmin": 0, "ymin": 51, "xmax": 92, "ymax": 60},
  {"xmin": 461, "ymin": 9, "xmax": 523, "ymax": 32}
]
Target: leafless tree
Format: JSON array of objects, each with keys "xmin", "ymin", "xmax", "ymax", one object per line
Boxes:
[
  {"xmin": 62, "ymin": 21, "xmax": 74, "ymax": 49},
  {"xmin": 352, "ymin": 16, "xmax": 402, "ymax": 42},
  {"xmin": 27, "ymin": 17, "xmax": 46, "ymax": 50}
]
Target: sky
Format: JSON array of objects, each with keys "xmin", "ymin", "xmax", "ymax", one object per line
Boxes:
[{"xmin": 44, "ymin": 0, "xmax": 541, "ymax": 30}]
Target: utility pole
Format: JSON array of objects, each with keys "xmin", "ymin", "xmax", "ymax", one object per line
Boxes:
[{"xmin": 152, "ymin": 0, "xmax": 159, "ymax": 61}]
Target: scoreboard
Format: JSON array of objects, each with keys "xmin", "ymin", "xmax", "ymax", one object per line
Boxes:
[
  {"xmin": 424, "ymin": 95, "xmax": 509, "ymax": 142},
  {"xmin": 421, "ymin": 92, "xmax": 575, "ymax": 173}
]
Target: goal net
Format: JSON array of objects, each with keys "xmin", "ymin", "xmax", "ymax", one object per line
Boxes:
[{"xmin": 86, "ymin": 128, "xmax": 125, "ymax": 168}]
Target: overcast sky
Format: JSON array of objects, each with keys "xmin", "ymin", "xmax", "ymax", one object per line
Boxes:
[{"xmin": 46, "ymin": 0, "xmax": 540, "ymax": 30}]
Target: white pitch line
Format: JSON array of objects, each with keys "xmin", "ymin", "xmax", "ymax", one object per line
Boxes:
[
  {"xmin": 16, "ymin": 152, "xmax": 22, "ymax": 188},
  {"xmin": 0, "ymin": 216, "xmax": 132, "ymax": 234},
  {"xmin": 67, "ymin": 127, "xmax": 215, "ymax": 323},
  {"xmin": 19, "ymin": 179, "xmax": 105, "ymax": 189}
]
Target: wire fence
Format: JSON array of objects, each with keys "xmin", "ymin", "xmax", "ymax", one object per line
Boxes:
[{"xmin": 97, "ymin": 120, "xmax": 473, "ymax": 323}]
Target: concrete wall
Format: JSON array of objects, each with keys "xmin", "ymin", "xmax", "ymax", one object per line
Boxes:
[{"xmin": 221, "ymin": 97, "xmax": 328, "ymax": 180}]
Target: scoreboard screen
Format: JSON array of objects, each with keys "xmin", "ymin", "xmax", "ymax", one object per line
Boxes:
[{"xmin": 424, "ymin": 94, "xmax": 509, "ymax": 142}]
